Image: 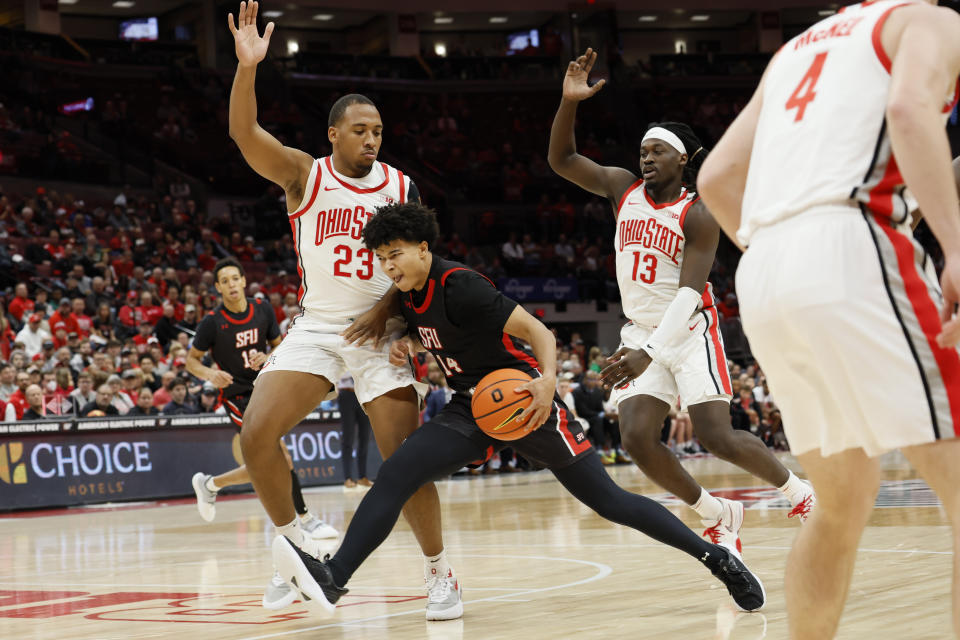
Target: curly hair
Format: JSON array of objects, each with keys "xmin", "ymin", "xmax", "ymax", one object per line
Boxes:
[
  {"xmin": 362, "ymin": 202, "xmax": 440, "ymax": 251},
  {"xmin": 644, "ymin": 121, "xmax": 709, "ymax": 190}
]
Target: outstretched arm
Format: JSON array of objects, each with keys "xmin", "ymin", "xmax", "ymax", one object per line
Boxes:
[
  {"xmin": 547, "ymin": 48, "xmax": 638, "ymax": 207},
  {"xmin": 227, "ymin": 1, "xmax": 313, "ymax": 196}
]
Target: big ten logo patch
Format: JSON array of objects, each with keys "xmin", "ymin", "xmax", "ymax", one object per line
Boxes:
[{"xmin": 0, "ymin": 442, "xmax": 27, "ymax": 484}]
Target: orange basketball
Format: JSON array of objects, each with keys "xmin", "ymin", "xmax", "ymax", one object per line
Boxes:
[{"xmin": 471, "ymin": 368, "xmax": 534, "ymax": 441}]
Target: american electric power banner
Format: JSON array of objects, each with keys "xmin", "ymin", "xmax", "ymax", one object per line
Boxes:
[{"xmin": 0, "ymin": 413, "xmax": 382, "ymax": 511}]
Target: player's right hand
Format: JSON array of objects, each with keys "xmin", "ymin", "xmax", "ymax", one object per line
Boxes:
[
  {"xmin": 208, "ymin": 369, "xmax": 234, "ymax": 388},
  {"xmin": 938, "ymin": 254, "xmax": 960, "ymax": 347},
  {"xmin": 388, "ymin": 339, "xmax": 410, "ymax": 367},
  {"xmin": 227, "ymin": 1, "xmax": 275, "ymax": 68},
  {"xmin": 562, "ymin": 47, "xmax": 606, "ymax": 102}
]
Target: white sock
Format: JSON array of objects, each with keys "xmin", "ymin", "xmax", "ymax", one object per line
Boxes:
[
  {"xmin": 205, "ymin": 476, "xmax": 219, "ymax": 493},
  {"xmin": 276, "ymin": 517, "xmax": 305, "ymax": 547},
  {"xmin": 692, "ymin": 488, "xmax": 724, "ymax": 522},
  {"xmin": 424, "ymin": 550, "xmax": 450, "ymax": 580},
  {"xmin": 779, "ymin": 471, "xmax": 808, "ymax": 503}
]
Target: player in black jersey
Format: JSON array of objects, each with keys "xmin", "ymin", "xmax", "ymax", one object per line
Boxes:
[
  {"xmin": 270, "ymin": 202, "xmax": 767, "ymax": 618},
  {"xmin": 186, "ymin": 257, "xmax": 337, "ymax": 610}
]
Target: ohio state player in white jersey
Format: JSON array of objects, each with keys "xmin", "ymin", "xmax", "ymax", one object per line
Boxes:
[
  {"xmin": 700, "ymin": 1, "xmax": 960, "ymax": 636},
  {"xmin": 548, "ymin": 48, "xmax": 815, "ymax": 559},
  {"xmin": 225, "ymin": 1, "xmax": 461, "ymax": 621},
  {"xmin": 287, "ymin": 157, "xmax": 412, "ymax": 321}
]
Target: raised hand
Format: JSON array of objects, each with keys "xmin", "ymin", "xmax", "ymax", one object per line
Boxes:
[
  {"xmin": 562, "ymin": 47, "xmax": 606, "ymax": 102},
  {"xmin": 227, "ymin": 1, "xmax": 275, "ymax": 68}
]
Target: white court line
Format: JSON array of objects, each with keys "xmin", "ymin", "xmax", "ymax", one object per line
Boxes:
[
  {"xmin": 1, "ymin": 582, "xmax": 531, "ymax": 592},
  {"xmin": 231, "ymin": 554, "xmax": 613, "ymax": 640}
]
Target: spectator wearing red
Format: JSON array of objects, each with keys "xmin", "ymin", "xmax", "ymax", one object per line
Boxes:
[
  {"xmin": 717, "ymin": 293, "xmax": 739, "ymax": 319},
  {"xmin": 9, "ymin": 283, "xmax": 35, "ymax": 323},
  {"xmin": 111, "ymin": 249, "xmax": 135, "ymax": 278},
  {"xmin": 71, "ymin": 298, "xmax": 92, "ymax": 337},
  {"xmin": 136, "ymin": 291, "xmax": 163, "ymax": 326},
  {"xmin": 166, "ymin": 286, "xmax": 186, "ymax": 321},
  {"xmin": 7, "ymin": 371, "xmax": 29, "ymax": 419},
  {"xmin": 117, "ymin": 291, "xmax": 140, "ymax": 332},
  {"xmin": 49, "ymin": 298, "xmax": 79, "ymax": 336},
  {"xmin": 50, "ymin": 322, "xmax": 69, "ymax": 349},
  {"xmin": 43, "ymin": 229, "xmax": 66, "ymax": 261},
  {"xmin": 269, "ymin": 291, "xmax": 284, "ymax": 324},
  {"xmin": 132, "ymin": 320, "xmax": 155, "ymax": 351},
  {"xmin": 147, "ymin": 267, "xmax": 169, "ymax": 299},
  {"xmin": 270, "ymin": 270, "xmax": 298, "ymax": 298},
  {"xmin": 0, "ymin": 315, "xmax": 15, "ymax": 361}
]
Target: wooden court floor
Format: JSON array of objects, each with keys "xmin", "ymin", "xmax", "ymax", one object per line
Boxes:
[{"xmin": 0, "ymin": 452, "xmax": 953, "ymax": 639}]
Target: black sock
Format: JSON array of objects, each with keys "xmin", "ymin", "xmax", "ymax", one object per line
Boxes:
[
  {"xmin": 326, "ymin": 556, "xmax": 349, "ymax": 588},
  {"xmin": 290, "ymin": 470, "xmax": 308, "ymax": 515}
]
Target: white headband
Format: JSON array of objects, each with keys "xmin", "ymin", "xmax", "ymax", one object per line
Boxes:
[{"xmin": 642, "ymin": 127, "xmax": 686, "ymax": 155}]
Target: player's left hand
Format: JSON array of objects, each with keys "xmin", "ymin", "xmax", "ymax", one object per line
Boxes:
[
  {"xmin": 601, "ymin": 347, "xmax": 652, "ymax": 389},
  {"xmin": 247, "ymin": 349, "xmax": 269, "ymax": 370},
  {"xmin": 514, "ymin": 375, "xmax": 555, "ymax": 432},
  {"xmin": 341, "ymin": 305, "xmax": 391, "ymax": 347}
]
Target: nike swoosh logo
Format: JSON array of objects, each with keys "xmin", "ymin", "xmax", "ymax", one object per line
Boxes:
[
  {"xmin": 323, "ymin": 186, "xmax": 338, "ymax": 191},
  {"xmin": 689, "ymin": 323, "xmax": 699, "ymax": 331},
  {"xmin": 493, "ymin": 407, "xmax": 525, "ymax": 431},
  {"xmin": 626, "ymin": 200, "xmax": 644, "ymax": 206}
]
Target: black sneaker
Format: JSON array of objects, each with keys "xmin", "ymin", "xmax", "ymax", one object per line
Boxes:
[
  {"xmin": 703, "ymin": 544, "xmax": 766, "ymax": 612},
  {"xmin": 271, "ymin": 535, "xmax": 348, "ymax": 618}
]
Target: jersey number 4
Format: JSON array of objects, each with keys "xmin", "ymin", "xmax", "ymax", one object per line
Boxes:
[
  {"xmin": 631, "ymin": 252, "xmax": 657, "ymax": 284},
  {"xmin": 333, "ymin": 244, "xmax": 374, "ymax": 280},
  {"xmin": 786, "ymin": 51, "xmax": 828, "ymax": 122}
]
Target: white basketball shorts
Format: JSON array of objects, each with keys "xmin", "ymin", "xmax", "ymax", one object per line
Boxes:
[
  {"xmin": 258, "ymin": 312, "xmax": 427, "ymax": 406},
  {"xmin": 736, "ymin": 206, "xmax": 960, "ymax": 458},
  {"xmin": 608, "ymin": 309, "xmax": 733, "ymax": 411}
]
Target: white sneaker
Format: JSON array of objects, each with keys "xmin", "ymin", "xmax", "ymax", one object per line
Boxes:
[
  {"xmin": 788, "ymin": 481, "xmax": 816, "ymax": 523},
  {"xmin": 191, "ymin": 472, "xmax": 217, "ymax": 523},
  {"xmin": 301, "ymin": 513, "xmax": 339, "ymax": 539},
  {"xmin": 701, "ymin": 497, "xmax": 744, "ymax": 559},
  {"xmin": 425, "ymin": 569, "xmax": 463, "ymax": 621},
  {"xmin": 262, "ymin": 571, "xmax": 296, "ymax": 610}
]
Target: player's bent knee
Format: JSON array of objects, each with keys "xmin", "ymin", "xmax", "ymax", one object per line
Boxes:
[{"xmin": 619, "ymin": 420, "xmax": 659, "ymax": 461}]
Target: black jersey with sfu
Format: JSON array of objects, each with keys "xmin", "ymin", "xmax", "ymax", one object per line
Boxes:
[
  {"xmin": 401, "ymin": 256, "xmax": 540, "ymax": 394},
  {"xmin": 192, "ymin": 297, "xmax": 280, "ymax": 398}
]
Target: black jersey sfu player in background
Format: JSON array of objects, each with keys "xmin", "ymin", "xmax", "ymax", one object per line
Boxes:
[
  {"xmin": 186, "ymin": 258, "xmax": 336, "ymax": 545},
  {"xmin": 269, "ymin": 201, "xmax": 766, "ymax": 618}
]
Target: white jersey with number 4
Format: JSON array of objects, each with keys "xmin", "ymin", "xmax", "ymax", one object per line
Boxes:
[
  {"xmin": 614, "ymin": 181, "xmax": 715, "ymax": 327},
  {"xmin": 287, "ymin": 156, "xmax": 413, "ymax": 322},
  {"xmin": 739, "ymin": 0, "xmax": 960, "ymax": 247}
]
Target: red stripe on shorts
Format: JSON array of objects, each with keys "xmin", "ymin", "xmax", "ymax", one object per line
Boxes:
[
  {"xmin": 707, "ymin": 306, "xmax": 733, "ymax": 394},
  {"xmin": 875, "ymin": 215, "xmax": 960, "ymax": 437}
]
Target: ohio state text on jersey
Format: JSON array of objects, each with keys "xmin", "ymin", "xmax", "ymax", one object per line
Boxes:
[
  {"xmin": 288, "ymin": 156, "xmax": 413, "ymax": 321},
  {"xmin": 614, "ymin": 182, "xmax": 714, "ymax": 327}
]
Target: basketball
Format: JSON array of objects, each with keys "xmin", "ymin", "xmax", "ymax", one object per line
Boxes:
[{"xmin": 471, "ymin": 368, "xmax": 534, "ymax": 441}]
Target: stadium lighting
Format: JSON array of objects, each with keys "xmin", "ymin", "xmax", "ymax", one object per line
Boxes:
[
  {"xmin": 690, "ymin": 14, "xmax": 710, "ymax": 22},
  {"xmin": 58, "ymin": 0, "xmax": 80, "ymax": 5},
  {"xmin": 434, "ymin": 42, "xmax": 447, "ymax": 56},
  {"xmin": 489, "ymin": 16, "xmax": 508, "ymax": 24},
  {"xmin": 287, "ymin": 40, "xmax": 299, "ymax": 55},
  {"xmin": 818, "ymin": 9, "xmax": 836, "ymax": 15},
  {"xmin": 262, "ymin": 10, "xmax": 283, "ymax": 18},
  {"xmin": 638, "ymin": 15, "xmax": 657, "ymax": 22},
  {"xmin": 112, "ymin": 1, "xmax": 135, "ymax": 7},
  {"xmin": 312, "ymin": 14, "xmax": 334, "ymax": 21},
  {"xmin": 434, "ymin": 17, "xmax": 453, "ymax": 24}
]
